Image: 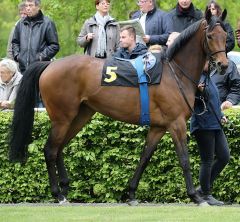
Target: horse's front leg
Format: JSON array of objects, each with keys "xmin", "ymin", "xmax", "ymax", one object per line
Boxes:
[
  {"xmin": 128, "ymin": 127, "xmax": 166, "ymax": 205},
  {"xmin": 169, "ymin": 119, "xmax": 205, "ymax": 205}
]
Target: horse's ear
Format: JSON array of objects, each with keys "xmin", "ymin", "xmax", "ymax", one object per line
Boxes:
[
  {"xmin": 220, "ymin": 9, "xmax": 227, "ymax": 22},
  {"xmin": 205, "ymin": 7, "xmax": 212, "ymax": 24}
]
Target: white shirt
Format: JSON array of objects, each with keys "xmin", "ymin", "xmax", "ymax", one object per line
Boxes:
[{"xmin": 139, "ymin": 13, "xmax": 147, "ymax": 34}]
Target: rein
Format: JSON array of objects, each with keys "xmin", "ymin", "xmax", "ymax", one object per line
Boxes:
[
  {"xmin": 167, "ymin": 60, "xmax": 208, "ymax": 115},
  {"xmin": 166, "ymin": 23, "xmax": 225, "ymax": 115},
  {"xmin": 167, "ymin": 59, "xmax": 196, "ymax": 114}
]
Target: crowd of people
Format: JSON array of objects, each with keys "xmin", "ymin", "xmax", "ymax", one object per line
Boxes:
[{"xmin": 1, "ymin": 0, "xmax": 240, "ymax": 206}]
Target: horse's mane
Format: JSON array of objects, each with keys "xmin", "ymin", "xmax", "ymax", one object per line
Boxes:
[
  {"xmin": 166, "ymin": 16, "xmax": 226, "ymax": 61},
  {"xmin": 166, "ymin": 20, "xmax": 203, "ymax": 60}
]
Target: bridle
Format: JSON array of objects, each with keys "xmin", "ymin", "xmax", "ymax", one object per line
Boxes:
[
  {"xmin": 203, "ymin": 23, "xmax": 226, "ymax": 61},
  {"xmin": 167, "ymin": 21, "xmax": 226, "ymax": 115}
]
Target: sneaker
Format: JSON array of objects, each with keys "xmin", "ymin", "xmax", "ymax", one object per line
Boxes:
[{"xmin": 203, "ymin": 195, "xmax": 224, "ymax": 206}]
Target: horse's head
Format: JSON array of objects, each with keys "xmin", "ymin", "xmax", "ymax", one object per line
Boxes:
[{"xmin": 204, "ymin": 9, "xmax": 228, "ymax": 74}]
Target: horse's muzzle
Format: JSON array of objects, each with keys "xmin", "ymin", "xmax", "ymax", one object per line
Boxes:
[{"xmin": 216, "ymin": 60, "xmax": 228, "ymax": 75}]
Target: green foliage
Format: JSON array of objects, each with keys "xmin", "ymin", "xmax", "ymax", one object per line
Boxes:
[
  {"xmin": 1, "ymin": 0, "xmax": 240, "ymax": 59},
  {"xmin": 0, "ymin": 109, "xmax": 239, "ymax": 203}
]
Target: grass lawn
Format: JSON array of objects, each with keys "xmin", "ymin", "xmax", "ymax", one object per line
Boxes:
[{"xmin": 0, "ymin": 204, "xmax": 240, "ymax": 222}]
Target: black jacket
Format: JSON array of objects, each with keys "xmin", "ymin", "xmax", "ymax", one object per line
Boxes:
[
  {"xmin": 12, "ymin": 10, "xmax": 59, "ymax": 72},
  {"xmin": 113, "ymin": 43, "xmax": 148, "ymax": 59},
  {"xmin": 168, "ymin": 3, "xmax": 203, "ymax": 32},
  {"xmin": 210, "ymin": 59, "xmax": 240, "ymax": 105},
  {"xmin": 224, "ymin": 21, "xmax": 235, "ymax": 53}
]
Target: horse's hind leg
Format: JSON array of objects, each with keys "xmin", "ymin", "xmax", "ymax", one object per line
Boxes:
[
  {"xmin": 54, "ymin": 105, "xmax": 95, "ymax": 202},
  {"xmin": 44, "ymin": 124, "xmax": 70, "ymax": 202},
  {"xmin": 128, "ymin": 127, "xmax": 166, "ymax": 205},
  {"xmin": 56, "ymin": 152, "xmax": 69, "ymax": 201},
  {"xmin": 168, "ymin": 119, "xmax": 204, "ymax": 205}
]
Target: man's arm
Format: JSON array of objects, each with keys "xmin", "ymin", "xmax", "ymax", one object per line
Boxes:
[
  {"xmin": 39, "ymin": 20, "xmax": 60, "ymax": 61},
  {"xmin": 148, "ymin": 12, "xmax": 172, "ymax": 45},
  {"xmin": 224, "ymin": 61, "xmax": 240, "ymax": 106},
  {"xmin": 11, "ymin": 23, "xmax": 21, "ymax": 62}
]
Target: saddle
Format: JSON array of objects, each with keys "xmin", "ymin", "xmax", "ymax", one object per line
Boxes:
[{"xmin": 101, "ymin": 52, "xmax": 163, "ymax": 87}]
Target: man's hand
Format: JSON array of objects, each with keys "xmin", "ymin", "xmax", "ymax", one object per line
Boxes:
[
  {"xmin": 0, "ymin": 101, "xmax": 10, "ymax": 109},
  {"xmin": 86, "ymin": 33, "xmax": 95, "ymax": 42},
  {"xmin": 221, "ymin": 101, "xmax": 233, "ymax": 110},
  {"xmin": 221, "ymin": 116, "xmax": 228, "ymax": 124},
  {"xmin": 142, "ymin": 35, "xmax": 150, "ymax": 43},
  {"xmin": 197, "ymin": 83, "xmax": 205, "ymax": 92}
]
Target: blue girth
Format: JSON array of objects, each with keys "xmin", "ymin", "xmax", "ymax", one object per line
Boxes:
[{"xmin": 131, "ymin": 56, "xmax": 150, "ymax": 126}]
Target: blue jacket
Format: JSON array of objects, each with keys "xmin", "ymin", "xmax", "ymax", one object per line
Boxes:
[
  {"xmin": 190, "ymin": 74, "xmax": 223, "ymax": 134},
  {"xmin": 113, "ymin": 43, "xmax": 148, "ymax": 59},
  {"xmin": 131, "ymin": 8, "xmax": 172, "ymax": 45}
]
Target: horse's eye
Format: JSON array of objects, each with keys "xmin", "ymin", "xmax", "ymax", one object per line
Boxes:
[{"xmin": 207, "ymin": 34, "xmax": 212, "ymax": 40}]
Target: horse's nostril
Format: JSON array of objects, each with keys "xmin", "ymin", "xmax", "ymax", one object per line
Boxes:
[
  {"xmin": 217, "ymin": 61, "xmax": 228, "ymax": 70},
  {"xmin": 217, "ymin": 61, "xmax": 222, "ymax": 67}
]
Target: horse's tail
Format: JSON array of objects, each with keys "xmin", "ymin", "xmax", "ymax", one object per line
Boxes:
[{"xmin": 9, "ymin": 61, "xmax": 51, "ymax": 163}]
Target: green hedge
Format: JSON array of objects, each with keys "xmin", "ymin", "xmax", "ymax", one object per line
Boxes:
[{"xmin": 0, "ymin": 110, "xmax": 239, "ymax": 204}]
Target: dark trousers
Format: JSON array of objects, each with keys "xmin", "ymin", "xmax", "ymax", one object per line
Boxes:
[{"xmin": 194, "ymin": 129, "xmax": 230, "ymax": 194}]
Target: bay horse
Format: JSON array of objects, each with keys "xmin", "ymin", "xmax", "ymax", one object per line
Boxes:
[{"xmin": 9, "ymin": 12, "xmax": 228, "ymax": 205}]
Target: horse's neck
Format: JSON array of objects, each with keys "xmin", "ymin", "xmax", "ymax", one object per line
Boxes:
[{"xmin": 174, "ymin": 31, "xmax": 206, "ymax": 86}]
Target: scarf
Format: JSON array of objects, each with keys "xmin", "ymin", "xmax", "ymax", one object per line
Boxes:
[
  {"xmin": 94, "ymin": 11, "xmax": 113, "ymax": 57},
  {"xmin": 177, "ymin": 3, "xmax": 195, "ymax": 17}
]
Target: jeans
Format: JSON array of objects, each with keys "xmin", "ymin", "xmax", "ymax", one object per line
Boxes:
[{"xmin": 194, "ymin": 129, "xmax": 230, "ymax": 194}]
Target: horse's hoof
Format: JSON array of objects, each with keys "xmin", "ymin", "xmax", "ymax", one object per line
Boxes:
[
  {"xmin": 128, "ymin": 199, "xmax": 139, "ymax": 206},
  {"xmin": 59, "ymin": 197, "xmax": 69, "ymax": 205},
  {"xmin": 198, "ymin": 201, "xmax": 210, "ymax": 207}
]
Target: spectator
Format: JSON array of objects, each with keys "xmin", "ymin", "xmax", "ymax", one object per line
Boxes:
[
  {"xmin": 77, "ymin": 0, "xmax": 120, "ymax": 59},
  {"xmin": 12, "ymin": 0, "xmax": 60, "ymax": 73},
  {"xmin": 236, "ymin": 19, "xmax": 240, "ymax": 48},
  {"xmin": 190, "ymin": 63, "xmax": 230, "ymax": 206},
  {"xmin": 0, "ymin": 59, "xmax": 22, "ymax": 110},
  {"xmin": 6, "ymin": 2, "xmax": 27, "ymax": 60},
  {"xmin": 206, "ymin": 0, "xmax": 235, "ymax": 53},
  {"xmin": 210, "ymin": 59, "xmax": 240, "ymax": 110},
  {"xmin": 131, "ymin": 0, "xmax": 172, "ymax": 46},
  {"xmin": 113, "ymin": 25, "xmax": 148, "ymax": 59},
  {"xmin": 168, "ymin": 0, "xmax": 202, "ymax": 32}
]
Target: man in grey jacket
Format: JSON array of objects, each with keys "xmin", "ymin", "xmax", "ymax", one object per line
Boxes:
[
  {"xmin": 12, "ymin": 0, "xmax": 59, "ymax": 72},
  {"xmin": 131, "ymin": 0, "xmax": 172, "ymax": 46}
]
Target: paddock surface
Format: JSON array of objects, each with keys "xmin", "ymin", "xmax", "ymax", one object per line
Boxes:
[
  {"xmin": 0, "ymin": 203, "xmax": 239, "ymax": 207},
  {"xmin": 1, "ymin": 203, "xmax": 239, "ymax": 222}
]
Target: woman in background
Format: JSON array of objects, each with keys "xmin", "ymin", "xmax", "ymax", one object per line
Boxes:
[
  {"xmin": 0, "ymin": 59, "xmax": 22, "ymax": 109},
  {"xmin": 207, "ymin": 0, "xmax": 235, "ymax": 53},
  {"xmin": 77, "ymin": 0, "xmax": 119, "ymax": 58}
]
